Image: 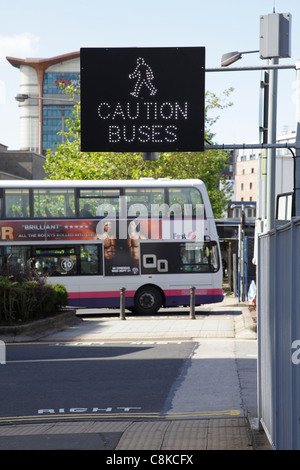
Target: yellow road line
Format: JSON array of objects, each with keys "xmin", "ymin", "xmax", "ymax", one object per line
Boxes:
[{"xmin": 0, "ymin": 410, "xmax": 241, "ymax": 424}]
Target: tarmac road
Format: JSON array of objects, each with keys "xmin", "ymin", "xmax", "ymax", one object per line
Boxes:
[{"xmin": 0, "ymin": 299, "xmax": 271, "ymax": 450}]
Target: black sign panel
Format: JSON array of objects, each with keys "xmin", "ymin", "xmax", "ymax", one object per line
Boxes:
[{"xmin": 80, "ymin": 47, "xmax": 205, "ymax": 152}]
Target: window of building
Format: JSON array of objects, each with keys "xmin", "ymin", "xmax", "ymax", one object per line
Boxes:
[
  {"xmin": 42, "ymin": 105, "xmax": 74, "ymax": 152},
  {"xmin": 43, "ymin": 73, "xmax": 80, "ymax": 95}
]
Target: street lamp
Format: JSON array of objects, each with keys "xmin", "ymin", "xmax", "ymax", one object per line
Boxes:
[
  {"xmin": 221, "ymin": 48, "xmax": 278, "ymax": 232},
  {"xmin": 14, "ymin": 93, "xmax": 76, "ymax": 154},
  {"xmin": 221, "ymin": 50, "xmax": 259, "ymax": 67},
  {"xmin": 15, "ymin": 93, "xmax": 74, "ymax": 103}
]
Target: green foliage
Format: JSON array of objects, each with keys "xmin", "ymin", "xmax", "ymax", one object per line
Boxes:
[
  {"xmin": 0, "ymin": 276, "xmax": 18, "ymax": 324},
  {"xmin": 44, "ymin": 85, "xmax": 234, "ymax": 217},
  {"xmin": 51, "ymin": 284, "xmax": 69, "ymax": 308},
  {"xmin": 0, "ymin": 273, "xmax": 69, "ymax": 325}
]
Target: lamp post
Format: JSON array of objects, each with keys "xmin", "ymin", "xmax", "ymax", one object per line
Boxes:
[
  {"xmin": 221, "ymin": 50, "xmax": 259, "ymax": 67},
  {"xmin": 220, "ymin": 50, "xmax": 279, "ymax": 232},
  {"xmin": 15, "ymin": 93, "xmax": 76, "ymax": 155}
]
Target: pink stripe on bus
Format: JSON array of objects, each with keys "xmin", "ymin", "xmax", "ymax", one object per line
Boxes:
[{"xmin": 68, "ymin": 288, "xmax": 223, "ymax": 299}]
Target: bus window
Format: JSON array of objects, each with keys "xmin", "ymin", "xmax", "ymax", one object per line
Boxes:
[
  {"xmin": 141, "ymin": 241, "xmax": 220, "ymax": 274},
  {"xmin": 1, "ymin": 246, "xmax": 31, "ymax": 271},
  {"xmin": 34, "ymin": 247, "xmax": 77, "ymax": 275},
  {"xmin": 80, "ymin": 245, "xmax": 100, "ymax": 274},
  {"xmin": 168, "ymin": 187, "xmax": 203, "ymax": 216},
  {"xmin": 78, "ymin": 189, "xmax": 120, "ymax": 217},
  {"xmin": 180, "ymin": 242, "xmax": 219, "ymax": 273},
  {"xmin": 5, "ymin": 189, "xmax": 30, "ymax": 218},
  {"xmin": 0, "ymin": 189, "xmax": 3, "ymax": 218},
  {"xmin": 208, "ymin": 243, "xmax": 219, "ymax": 272},
  {"xmin": 124, "ymin": 188, "xmax": 165, "ymax": 216},
  {"xmin": 33, "ymin": 188, "xmax": 75, "ymax": 218}
]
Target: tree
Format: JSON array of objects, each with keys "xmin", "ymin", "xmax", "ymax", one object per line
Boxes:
[{"xmin": 44, "ymin": 85, "xmax": 234, "ymax": 217}]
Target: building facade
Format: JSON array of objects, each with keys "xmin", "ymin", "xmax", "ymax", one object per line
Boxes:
[
  {"xmin": 0, "ymin": 144, "xmax": 46, "ymax": 179},
  {"xmin": 7, "ymin": 52, "xmax": 80, "ymax": 155},
  {"xmin": 235, "ymin": 131, "xmax": 295, "ymax": 215}
]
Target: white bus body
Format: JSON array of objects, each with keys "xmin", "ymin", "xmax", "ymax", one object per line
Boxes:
[{"xmin": 0, "ymin": 179, "xmax": 223, "ymax": 314}]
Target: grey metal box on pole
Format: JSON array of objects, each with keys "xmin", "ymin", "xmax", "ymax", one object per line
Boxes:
[{"xmin": 259, "ymin": 13, "xmax": 291, "ymax": 59}]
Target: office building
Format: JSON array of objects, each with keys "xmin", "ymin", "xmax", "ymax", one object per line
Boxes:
[{"xmin": 7, "ymin": 51, "xmax": 80, "ymax": 155}]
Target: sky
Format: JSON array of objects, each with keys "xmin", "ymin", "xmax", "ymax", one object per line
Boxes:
[{"xmin": 0, "ymin": 0, "xmax": 300, "ymax": 150}]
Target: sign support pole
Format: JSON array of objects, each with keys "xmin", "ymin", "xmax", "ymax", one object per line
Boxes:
[{"xmin": 143, "ymin": 152, "xmax": 159, "ymax": 161}]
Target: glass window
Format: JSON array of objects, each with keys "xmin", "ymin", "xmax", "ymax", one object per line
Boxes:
[
  {"xmin": 43, "ymin": 73, "xmax": 80, "ymax": 95},
  {"xmin": 5, "ymin": 189, "xmax": 30, "ymax": 218},
  {"xmin": 1, "ymin": 244, "xmax": 101, "ymax": 277},
  {"xmin": 1, "ymin": 246, "xmax": 31, "ymax": 271},
  {"xmin": 168, "ymin": 187, "xmax": 203, "ymax": 216},
  {"xmin": 42, "ymin": 105, "xmax": 74, "ymax": 152},
  {"xmin": 124, "ymin": 188, "xmax": 165, "ymax": 217},
  {"xmin": 78, "ymin": 188, "xmax": 120, "ymax": 218},
  {"xmin": 33, "ymin": 188, "xmax": 75, "ymax": 218},
  {"xmin": 34, "ymin": 246, "xmax": 77, "ymax": 276},
  {"xmin": 0, "ymin": 189, "xmax": 3, "ymax": 218},
  {"xmin": 80, "ymin": 245, "xmax": 99, "ymax": 274},
  {"xmin": 179, "ymin": 241, "xmax": 219, "ymax": 273}
]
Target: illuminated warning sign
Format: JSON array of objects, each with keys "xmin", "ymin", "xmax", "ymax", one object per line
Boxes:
[{"xmin": 80, "ymin": 47, "xmax": 205, "ymax": 152}]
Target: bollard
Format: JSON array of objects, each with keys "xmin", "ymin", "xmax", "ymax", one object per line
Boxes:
[
  {"xmin": 120, "ymin": 287, "xmax": 126, "ymax": 320},
  {"xmin": 0, "ymin": 340, "xmax": 6, "ymax": 364},
  {"xmin": 189, "ymin": 286, "xmax": 196, "ymax": 319}
]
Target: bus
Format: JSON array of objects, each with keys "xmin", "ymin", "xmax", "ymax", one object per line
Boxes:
[{"xmin": 0, "ymin": 179, "xmax": 223, "ymax": 314}]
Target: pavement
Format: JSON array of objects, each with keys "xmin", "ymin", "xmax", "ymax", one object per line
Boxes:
[{"xmin": 0, "ymin": 294, "xmax": 272, "ymax": 451}]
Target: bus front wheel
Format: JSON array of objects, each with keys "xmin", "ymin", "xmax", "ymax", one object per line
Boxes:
[{"xmin": 134, "ymin": 286, "xmax": 162, "ymax": 315}]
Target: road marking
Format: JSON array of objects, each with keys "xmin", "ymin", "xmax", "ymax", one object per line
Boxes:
[
  {"xmin": 48, "ymin": 341, "xmax": 183, "ymax": 346},
  {"xmin": 0, "ymin": 409, "xmax": 241, "ymax": 425}
]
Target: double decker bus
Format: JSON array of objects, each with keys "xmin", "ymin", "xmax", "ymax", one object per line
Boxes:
[{"xmin": 0, "ymin": 179, "xmax": 223, "ymax": 314}]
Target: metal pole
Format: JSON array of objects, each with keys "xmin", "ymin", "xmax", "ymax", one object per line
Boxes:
[
  {"xmin": 233, "ymin": 253, "xmax": 237, "ymax": 296},
  {"xmin": 120, "ymin": 287, "xmax": 126, "ymax": 320},
  {"xmin": 204, "ymin": 143, "xmax": 296, "ymax": 151},
  {"xmin": 189, "ymin": 286, "xmax": 196, "ymax": 319},
  {"xmin": 238, "ymin": 224, "xmax": 241, "ymax": 302},
  {"xmin": 266, "ymin": 58, "xmax": 278, "ymax": 231},
  {"xmin": 260, "ymin": 69, "xmax": 269, "ymax": 224},
  {"xmin": 205, "ymin": 64, "xmax": 295, "ymax": 72},
  {"xmin": 244, "ymin": 236, "xmax": 248, "ymax": 299},
  {"xmin": 241, "ymin": 223, "xmax": 245, "ymax": 301},
  {"xmin": 295, "ymin": 60, "xmax": 300, "ymax": 217},
  {"xmin": 143, "ymin": 152, "xmax": 158, "ymax": 161}
]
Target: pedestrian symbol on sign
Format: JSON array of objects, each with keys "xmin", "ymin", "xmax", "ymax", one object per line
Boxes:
[{"xmin": 129, "ymin": 57, "xmax": 157, "ymax": 98}]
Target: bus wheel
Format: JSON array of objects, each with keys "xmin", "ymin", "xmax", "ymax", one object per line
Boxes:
[{"xmin": 134, "ymin": 286, "xmax": 162, "ymax": 315}]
